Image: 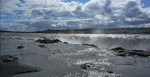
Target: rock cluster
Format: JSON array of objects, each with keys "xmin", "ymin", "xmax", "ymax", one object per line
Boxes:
[
  {"xmin": 80, "ymin": 63, "xmax": 94, "ymax": 69},
  {"xmin": 82, "ymin": 43, "xmax": 98, "ymax": 48},
  {"xmin": 36, "ymin": 37, "xmax": 61, "ymax": 44},
  {"xmin": 111, "ymin": 47, "xmax": 150, "ymax": 57},
  {"xmin": 38, "ymin": 45, "xmax": 46, "ymax": 48},
  {"xmin": 0, "ymin": 55, "xmax": 18, "ymax": 62}
]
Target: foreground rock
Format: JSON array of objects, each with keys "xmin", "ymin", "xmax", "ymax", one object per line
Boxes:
[
  {"xmin": 111, "ymin": 47, "xmax": 150, "ymax": 57},
  {"xmin": 36, "ymin": 37, "xmax": 61, "ymax": 44},
  {"xmin": 82, "ymin": 43, "xmax": 98, "ymax": 48},
  {"xmin": 17, "ymin": 46, "xmax": 24, "ymax": 49},
  {"xmin": 0, "ymin": 55, "xmax": 41, "ymax": 77},
  {"xmin": 0, "ymin": 55, "xmax": 18, "ymax": 62},
  {"xmin": 38, "ymin": 45, "xmax": 46, "ymax": 48},
  {"xmin": 80, "ymin": 63, "xmax": 94, "ymax": 69}
]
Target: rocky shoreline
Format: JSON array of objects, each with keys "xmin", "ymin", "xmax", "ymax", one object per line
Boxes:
[{"xmin": 0, "ymin": 55, "xmax": 41, "ymax": 77}]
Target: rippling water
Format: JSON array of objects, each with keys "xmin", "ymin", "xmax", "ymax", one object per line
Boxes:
[
  {"xmin": 1, "ymin": 33, "xmax": 150, "ymax": 51},
  {"xmin": 0, "ymin": 33, "xmax": 150, "ymax": 77}
]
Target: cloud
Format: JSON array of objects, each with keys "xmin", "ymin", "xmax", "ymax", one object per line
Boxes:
[{"xmin": 0, "ymin": 0, "xmax": 150, "ymax": 31}]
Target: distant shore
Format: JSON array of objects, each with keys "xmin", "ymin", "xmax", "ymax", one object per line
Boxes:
[{"xmin": 1, "ymin": 28, "xmax": 150, "ymax": 34}]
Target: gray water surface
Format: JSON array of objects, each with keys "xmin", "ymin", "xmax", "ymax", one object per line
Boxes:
[{"xmin": 0, "ymin": 33, "xmax": 150, "ymax": 77}]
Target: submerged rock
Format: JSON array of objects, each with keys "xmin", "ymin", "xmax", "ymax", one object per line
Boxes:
[
  {"xmin": 17, "ymin": 46, "xmax": 24, "ymax": 49},
  {"xmin": 36, "ymin": 37, "xmax": 61, "ymax": 44},
  {"xmin": 80, "ymin": 63, "xmax": 94, "ymax": 69},
  {"xmin": 0, "ymin": 55, "xmax": 18, "ymax": 62},
  {"xmin": 82, "ymin": 43, "xmax": 98, "ymax": 48},
  {"xmin": 38, "ymin": 45, "xmax": 46, "ymax": 48},
  {"xmin": 111, "ymin": 47, "xmax": 150, "ymax": 57}
]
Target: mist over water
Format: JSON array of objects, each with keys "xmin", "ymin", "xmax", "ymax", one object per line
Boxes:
[
  {"xmin": 58, "ymin": 34, "xmax": 150, "ymax": 51},
  {"xmin": 1, "ymin": 33, "xmax": 150, "ymax": 51}
]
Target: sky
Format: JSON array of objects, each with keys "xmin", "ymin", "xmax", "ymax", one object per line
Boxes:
[{"xmin": 0, "ymin": 0, "xmax": 150, "ymax": 31}]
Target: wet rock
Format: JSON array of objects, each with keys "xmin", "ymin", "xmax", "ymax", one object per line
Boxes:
[
  {"xmin": 82, "ymin": 44, "xmax": 98, "ymax": 48},
  {"xmin": 111, "ymin": 47, "xmax": 125, "ymax": 51},
  {"xmin": 128, "ymin": 51, "xmax": 150, "ymax": 57},
  {"xmin": 38, "ymin": 45, "xmax": 46, "ymax": 48},
  {"xmin": 36, "ymin": 37, "xmax": 61, "ymax": 44},
  {"xmin": 15, "ymin": 68, "xmax": 42, "ymax": 74},
  {"xmin": 17, "ymin": 46, "xmax": 24, "ymax": 49},
  {"xmin": 107, "ymin": 71, "xmax": 113, "ymax": 73},
  {"xmin": 0, "ymin": 55, "xmax": 18, "ymax": 62},
  {"xmin": 63, "ymin": 42, "xmax": 68, "ymax": 44},
  {"xmin": 0, "ymin": 60, "xmax": 42, "ymax": 77},
  {"xmin": 80, "ymin": 63, "xmax": 94, "ymax": 69},
  {"xmin": 112, "ymin": 47, "xmax": 150, "ymax": 57}
]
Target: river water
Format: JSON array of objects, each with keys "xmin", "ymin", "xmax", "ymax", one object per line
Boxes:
[{"xmin": 0, "ymin": 33, "xmax": 150, "ymax": 77}]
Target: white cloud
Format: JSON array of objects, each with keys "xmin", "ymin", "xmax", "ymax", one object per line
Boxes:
[{"xmin": 0, "ymin": 0, "xmax": 150, "ymax": 31}]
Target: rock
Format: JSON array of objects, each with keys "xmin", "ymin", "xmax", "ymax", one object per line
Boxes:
[
  {"xmin": 17, "ymin": 46, "xmax": 24, "ymax": 49},
  {"xmin": 131, "ymin": 51, "xmax": 150, "ymax": 57},
  {"xmin": 80, "ymin": 63, "xmax": 94, "ymax": 69},
  {"xmin": 15, "ymin": 68, "xmax": 42, "ymax": 74},
  {"xmin": 111, "ymin": 47, "xmax": 125, "ymax": 51},
  {"xmin": 0, "ymin": 55, "xmax": 18, "ymax": 62},
  {"xmin": 36, "ymin": 37, "xmax": 61, "ymax": 44},
  {"xmin": 82, "ymin": 44, "xmax": 98, "ymax": 48},
  {"xmin": 63, "ymin": 42, "xmax": 68, "ymax": 44},
  {"xmin": 112, "ymin": 47, "xmax": 150, "ymax": 57},
  {"xmin": 38, "ymin": 45, "xmax": 46, "ymax": 48},
  {"xmin": 107, "ymin": 71, "xmax": 113, "ymax": 73},
  {"xmin": 0, "ymin": 59, "xmax": 42, "ymax": 77}
]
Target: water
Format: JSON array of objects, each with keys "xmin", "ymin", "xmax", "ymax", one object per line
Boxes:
[
  {"xmin": 0, "ymin": 33, "xmax": 150, "ymax": 77},
  {"xmin": 1, "ymin": 33, "xmax": 150, "ymax": 51}
]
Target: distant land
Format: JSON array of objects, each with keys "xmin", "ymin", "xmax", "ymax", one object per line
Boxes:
[{"xmin": 1, "ymin": 28, "xmax": 150, "ymax": 34}]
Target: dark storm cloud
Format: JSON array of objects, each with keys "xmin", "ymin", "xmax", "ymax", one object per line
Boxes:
[
  {"xmin": 123, "ymin": 1, "xmax": 149, "ymax": 19},
  {"xmin": 125, "ymin": 18, "xmax": 150, "ymax": 25}
]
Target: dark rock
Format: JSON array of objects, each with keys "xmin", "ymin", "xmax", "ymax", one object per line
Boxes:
[
  {"xmin": 36, "ymin": 37, "xmax": 61, "ymax": 44},
  {"xmin": 125, "ymin": 51, "xmax": 150, "ymax": 57},
  {"xmin": 112, "ymin": 47, "xmax": 150, "ymax": 57},
  {"xmin": 0, "ymin": 55, "xmax": 18, "ymax": 62},
  {"xmin": 107, "ymin": 71, "xmax": 113, "ymax": 73},
  {"xmin": 63, "ymin": 42, "xmax": 68, "ymax": 44},
  {"xmin": 111, "ymin": 47, "xmax": 125, "ymax": 51},
  {"xmin": 15, "ymin": 68, "xmax": 42, "ymax": 74},
  {"xmin": 38, "ymin": 45, "xmax": 46, "ymax": 48},
  {"xmin": 17, "ymin": 46, "xmax": 24, "ymax": 49},
  {"xmin": 80, "ymin": 63, "xmax": 94, "ymax": 69},
  {"xmin": 82, "ymin": 44, "xmax": 98, "ymax": 48},
  {"xmin": 132, "ymin": 50, "xmax": 145, "ymax": 52},
  {"xmin": 0, "ymin": 61, "xmax": 41, "ymax": 77}
]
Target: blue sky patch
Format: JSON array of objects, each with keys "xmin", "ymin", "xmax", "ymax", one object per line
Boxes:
[
  {"xmin": 141, "ymin": 0, "xmax": 150, "ymax": 8},
  {"xmin": 64, "ymin": 0, "xmax": 90, "ymax": 3}
]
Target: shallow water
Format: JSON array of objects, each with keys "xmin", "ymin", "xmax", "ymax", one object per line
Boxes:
[
  {"xmin": 1, "ymin": 33, "xmax": 150, "ymax": 51},
  {"xmin": 0, "ymin": 33, "xmax": 150, "ymax": 77}
]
